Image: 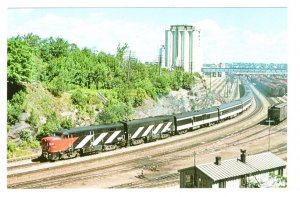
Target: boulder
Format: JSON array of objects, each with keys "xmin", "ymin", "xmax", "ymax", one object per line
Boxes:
[
  {"xmin": 19, "ymin": 112, "xmax": 30, "ymax": 122},
  {"xmin": 8, "ymin": 121, "xmax": 31, "ymax": 142}
]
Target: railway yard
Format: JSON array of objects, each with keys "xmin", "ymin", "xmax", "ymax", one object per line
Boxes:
[{"xmin": 7, "ymin": 77, "xmax": 287, "ymax": 189}]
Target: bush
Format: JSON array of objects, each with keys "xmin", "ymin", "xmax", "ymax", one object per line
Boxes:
[
  {"xmin": 71, "ymin": 89, "xmax": 87, "ymax": 107},
  {"xmin": 133, "ymin": 88, "xmax": 146, "ymax": 107},
  {"xmin": 7, "ymin": 90, "xmax": 27, "ymax": 125},
  {"xmin": 86, "ymin": 92, "xmax": 100, "ymax": 105},
  {"xmin": 20, "ymin": 129, "xmax": 33, "ymax": 142},
  {"xmin": 154, "ymin": 75, "xmax": 171, "ymax": 95},
  {"xmin": 36, "ymin": 112, "xmax": 61, "ymax": 140},
  {"xmin": 95, "ymin": 102, "xmax": 132, "ymax": 124},
  {"xmin": 47, "ymin": 76, "xmax": 66, "ymax": 96},
  {"xmin": 27, "ymin": 109, "xmax": 39, "ymax": 126},
  {"xmin": 60, "ymin": 117, "xmax": 73, "ymax": 129},
  {"xmin": 7, "ymin": 142, "xmax": 17, "ymax": 154},
  {"xmin": 182, "ymin": 72, "xmax": 195, "ymax": 90}
]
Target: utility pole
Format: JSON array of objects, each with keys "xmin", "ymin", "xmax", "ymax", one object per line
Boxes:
[
  {"xmin": 266, "ymin": 117, "xmax": 274, "ymax": 151},
  {"xmin": 210, "ymin": 72, "xmax": 212, "ymax": 93},
  {"xmin": 193, "ymin": 151, "xmax": 196, "ymax": 167},
  {"xmin": 193, "ymin": 151, "xmax": 196, "ymax": 188}
]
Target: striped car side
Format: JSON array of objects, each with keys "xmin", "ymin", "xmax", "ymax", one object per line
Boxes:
[
  {"xmin": 74, "ymin": 130, "xmax": 124, "ymax": 149},
  {"xmin": 130, "ymin": 122, "xmax": 173, "ymax": 139}
]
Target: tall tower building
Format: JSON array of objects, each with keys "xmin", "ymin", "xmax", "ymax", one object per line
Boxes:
[{"xmin": 165, "ymin": 25, "xmax": 202, "ymax": 74}]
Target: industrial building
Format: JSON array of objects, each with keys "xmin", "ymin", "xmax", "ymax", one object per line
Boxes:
[
  {"xmin": 164, "ymin": 25, "xmax": 202, "ymax": 74},
  {"xmin": 178, "ymin": 150, "xmax": 286, "ymax": 188}
]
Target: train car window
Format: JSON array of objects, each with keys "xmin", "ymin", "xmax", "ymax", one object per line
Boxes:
[
  {"xmin": 194, "ymin": 116, "xmax": 203, "ymax": 122},
  {"xmin": 211, "ymin": 113, "xmax": 217, "ymax": 118},
  {"xmin": 178, "ymin": 118, "xmax": 192, "ymax": 125}
]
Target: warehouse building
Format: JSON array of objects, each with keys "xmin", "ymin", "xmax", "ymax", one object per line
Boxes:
[{"xmin": 178, "ymin": 150, "xmax": 286, "ymax": 188}]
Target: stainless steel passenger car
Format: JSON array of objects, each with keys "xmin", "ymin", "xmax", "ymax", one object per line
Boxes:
[{"xmin": 174, "ymin": 108, "xmax": 219, "ymax": 134}]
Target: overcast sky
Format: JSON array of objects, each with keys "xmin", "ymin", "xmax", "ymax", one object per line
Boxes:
[{"xmin": 7, "ymin": 8, "xmax": 287, "ymax": 64}]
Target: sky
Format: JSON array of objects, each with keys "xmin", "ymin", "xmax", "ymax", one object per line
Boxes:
[{"xmin": 7, "ymin": 7, "xmax": 287, "ymax": 64}]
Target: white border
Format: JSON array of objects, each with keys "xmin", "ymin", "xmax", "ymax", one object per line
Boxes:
[{"xmin": 2, "ymin": 0, "xmax": 299, "ymax": 196}]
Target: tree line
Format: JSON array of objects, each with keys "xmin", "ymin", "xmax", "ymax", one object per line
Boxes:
[{"xmin": 7, "ymin": 34, "xmax": 199, "ymax": 138}]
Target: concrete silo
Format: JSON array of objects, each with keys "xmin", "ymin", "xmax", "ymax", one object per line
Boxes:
[{"xmin": 165, "ymin": 25, "xmax": 202, "ymax": 74}]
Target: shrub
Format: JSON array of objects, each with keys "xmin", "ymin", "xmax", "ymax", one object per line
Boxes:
[
  {"xmin": 7, "ymin": 142, "xmax": 17, "ymax": 154},
  {"xmin": 27, "ymin": 109, "xmax": 39, "ymax": 126},
  {"xmin": 7, "ymin": 90, "xmax": 26, "ymax": 125},
  {"xmin": 36, "ymin": 112, "xmax": 61, "ymax": 140},
  {"xmin": 60, "ymin": 117, "xmax": 73, "ymax": 129},
  {"xmin": 47, "ymin": 76, "xmax": 66, "ymax": 96},
  {"xmin": 95, "ymin": 102, "xmax": 132, "ymax": 124},
  {"xmin": 133, "ymin": 88, "xmax": 146, "ymax": 107},
  {"xmin": 154, "ymin": 75, "xmax": 171, "ymax": 95},
  {"xmin": 71, "ymin": 89, "xmax": 87, "ymax": 107},
  {"xmin": 20, "ymin": 129, "xmax": 33, "ymax": 142}
]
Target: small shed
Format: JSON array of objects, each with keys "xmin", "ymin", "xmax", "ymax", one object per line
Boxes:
[{"xmin": 178, "ymin": 150, "xmax": 286, "ymax": 188}]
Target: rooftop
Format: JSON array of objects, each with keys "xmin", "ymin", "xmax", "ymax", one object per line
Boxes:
[{"xmin": 179, "ymin": 152, "xmax": 286, "ymax": 182}]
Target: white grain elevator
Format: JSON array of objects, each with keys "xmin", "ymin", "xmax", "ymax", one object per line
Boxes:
[{"xmin": 165, "ymin": 25, "xmax": 202, "ymax": 74}]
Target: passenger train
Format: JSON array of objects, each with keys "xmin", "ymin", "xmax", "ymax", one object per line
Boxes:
[{"xmin": 41, "ymin": 83, "xmax": 253, "ymax": 161}]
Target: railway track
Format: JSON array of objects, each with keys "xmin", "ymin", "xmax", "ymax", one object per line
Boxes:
[
  {"xmin": 8, "ymin": 84, "xmax": 285, "ymax": 189},
  {"xmin": 7, "ymin": 78, "xmax": 226, "ymax": 170},
  {"xmin": 110, "ymin": 140, "xmax": 287, "ymax": 189},
  {"xmin": 8, "ymin": 84, "xmax": 261, "ymax": 187},
  {"xmin": 10, "ymin": 125, "xmax": 284, "ymax": 189},
  {"xmin": 7, "ymin": 86, "xmax": 260, "ymax": 177},
  {"xmin": 7, "ymin": 84, "xmax": 258, "ymax": 177}
]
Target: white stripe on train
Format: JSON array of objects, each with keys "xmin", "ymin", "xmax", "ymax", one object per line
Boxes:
[
  {"xmin": 92, "ymin": 132, "xmax": 108, "ymax": 146},
  {"xmin": 142, "ymin": 125, "xmax": 155, "ymax": 137},
  {"xmin": 75, "ymin": 135, "xmax": 93, "ymax": 149},
  {"xmin": 105, "ymin": 130, "xmax": 122, "ymax": 144},
  {"xmin": 131, "ymin": 127, "xmax": 145, "ymax": 139},
  {"xmin": 152, "ymin": 123, "xmax": 164, "ymax": 135},
  {"xmin": 161, "ymin": 122, "xmax": 172, "ymax": 133}
]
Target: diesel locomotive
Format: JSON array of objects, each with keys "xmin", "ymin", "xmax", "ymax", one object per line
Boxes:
[{"xmin": 41, "ymin": 84, "xmax": 253, "ymax": 161}]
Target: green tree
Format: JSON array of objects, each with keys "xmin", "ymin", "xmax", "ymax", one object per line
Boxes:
[
  {"xmin": 7, "ymin": 36, "xmax": 34, "ymax": 85},
  {"xmin": 95, "ymin": 102, "xmax": 132, "ymax": 124}
]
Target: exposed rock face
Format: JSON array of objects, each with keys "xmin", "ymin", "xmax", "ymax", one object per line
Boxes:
[
  {"xmin": 19, "ymin": 112, "xmax": 30, "ymax": 122},
  {"xmin": 8, "ymin": 121, "xmax": 31, "ymax": 143}
]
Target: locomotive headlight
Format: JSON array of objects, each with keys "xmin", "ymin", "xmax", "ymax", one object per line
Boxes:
[{"xmin": 49, "ymin": 143, "xmax": 54, "ymax": 146}]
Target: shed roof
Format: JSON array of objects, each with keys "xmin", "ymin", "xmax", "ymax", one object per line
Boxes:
[
  {"xmin": 245, "ymin": 152, "xmax": 286, "ymax": 171},
  {"xmin": 179, "ymin": 152, "xmax": 286, "ymax": 182},
  {"xmin": 197, "ymin": 158, "xmax": 255, "ymax": 181},
  {"xmin": 273, "ymin": 102, "xmax": 287, "ymax": 109}
]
